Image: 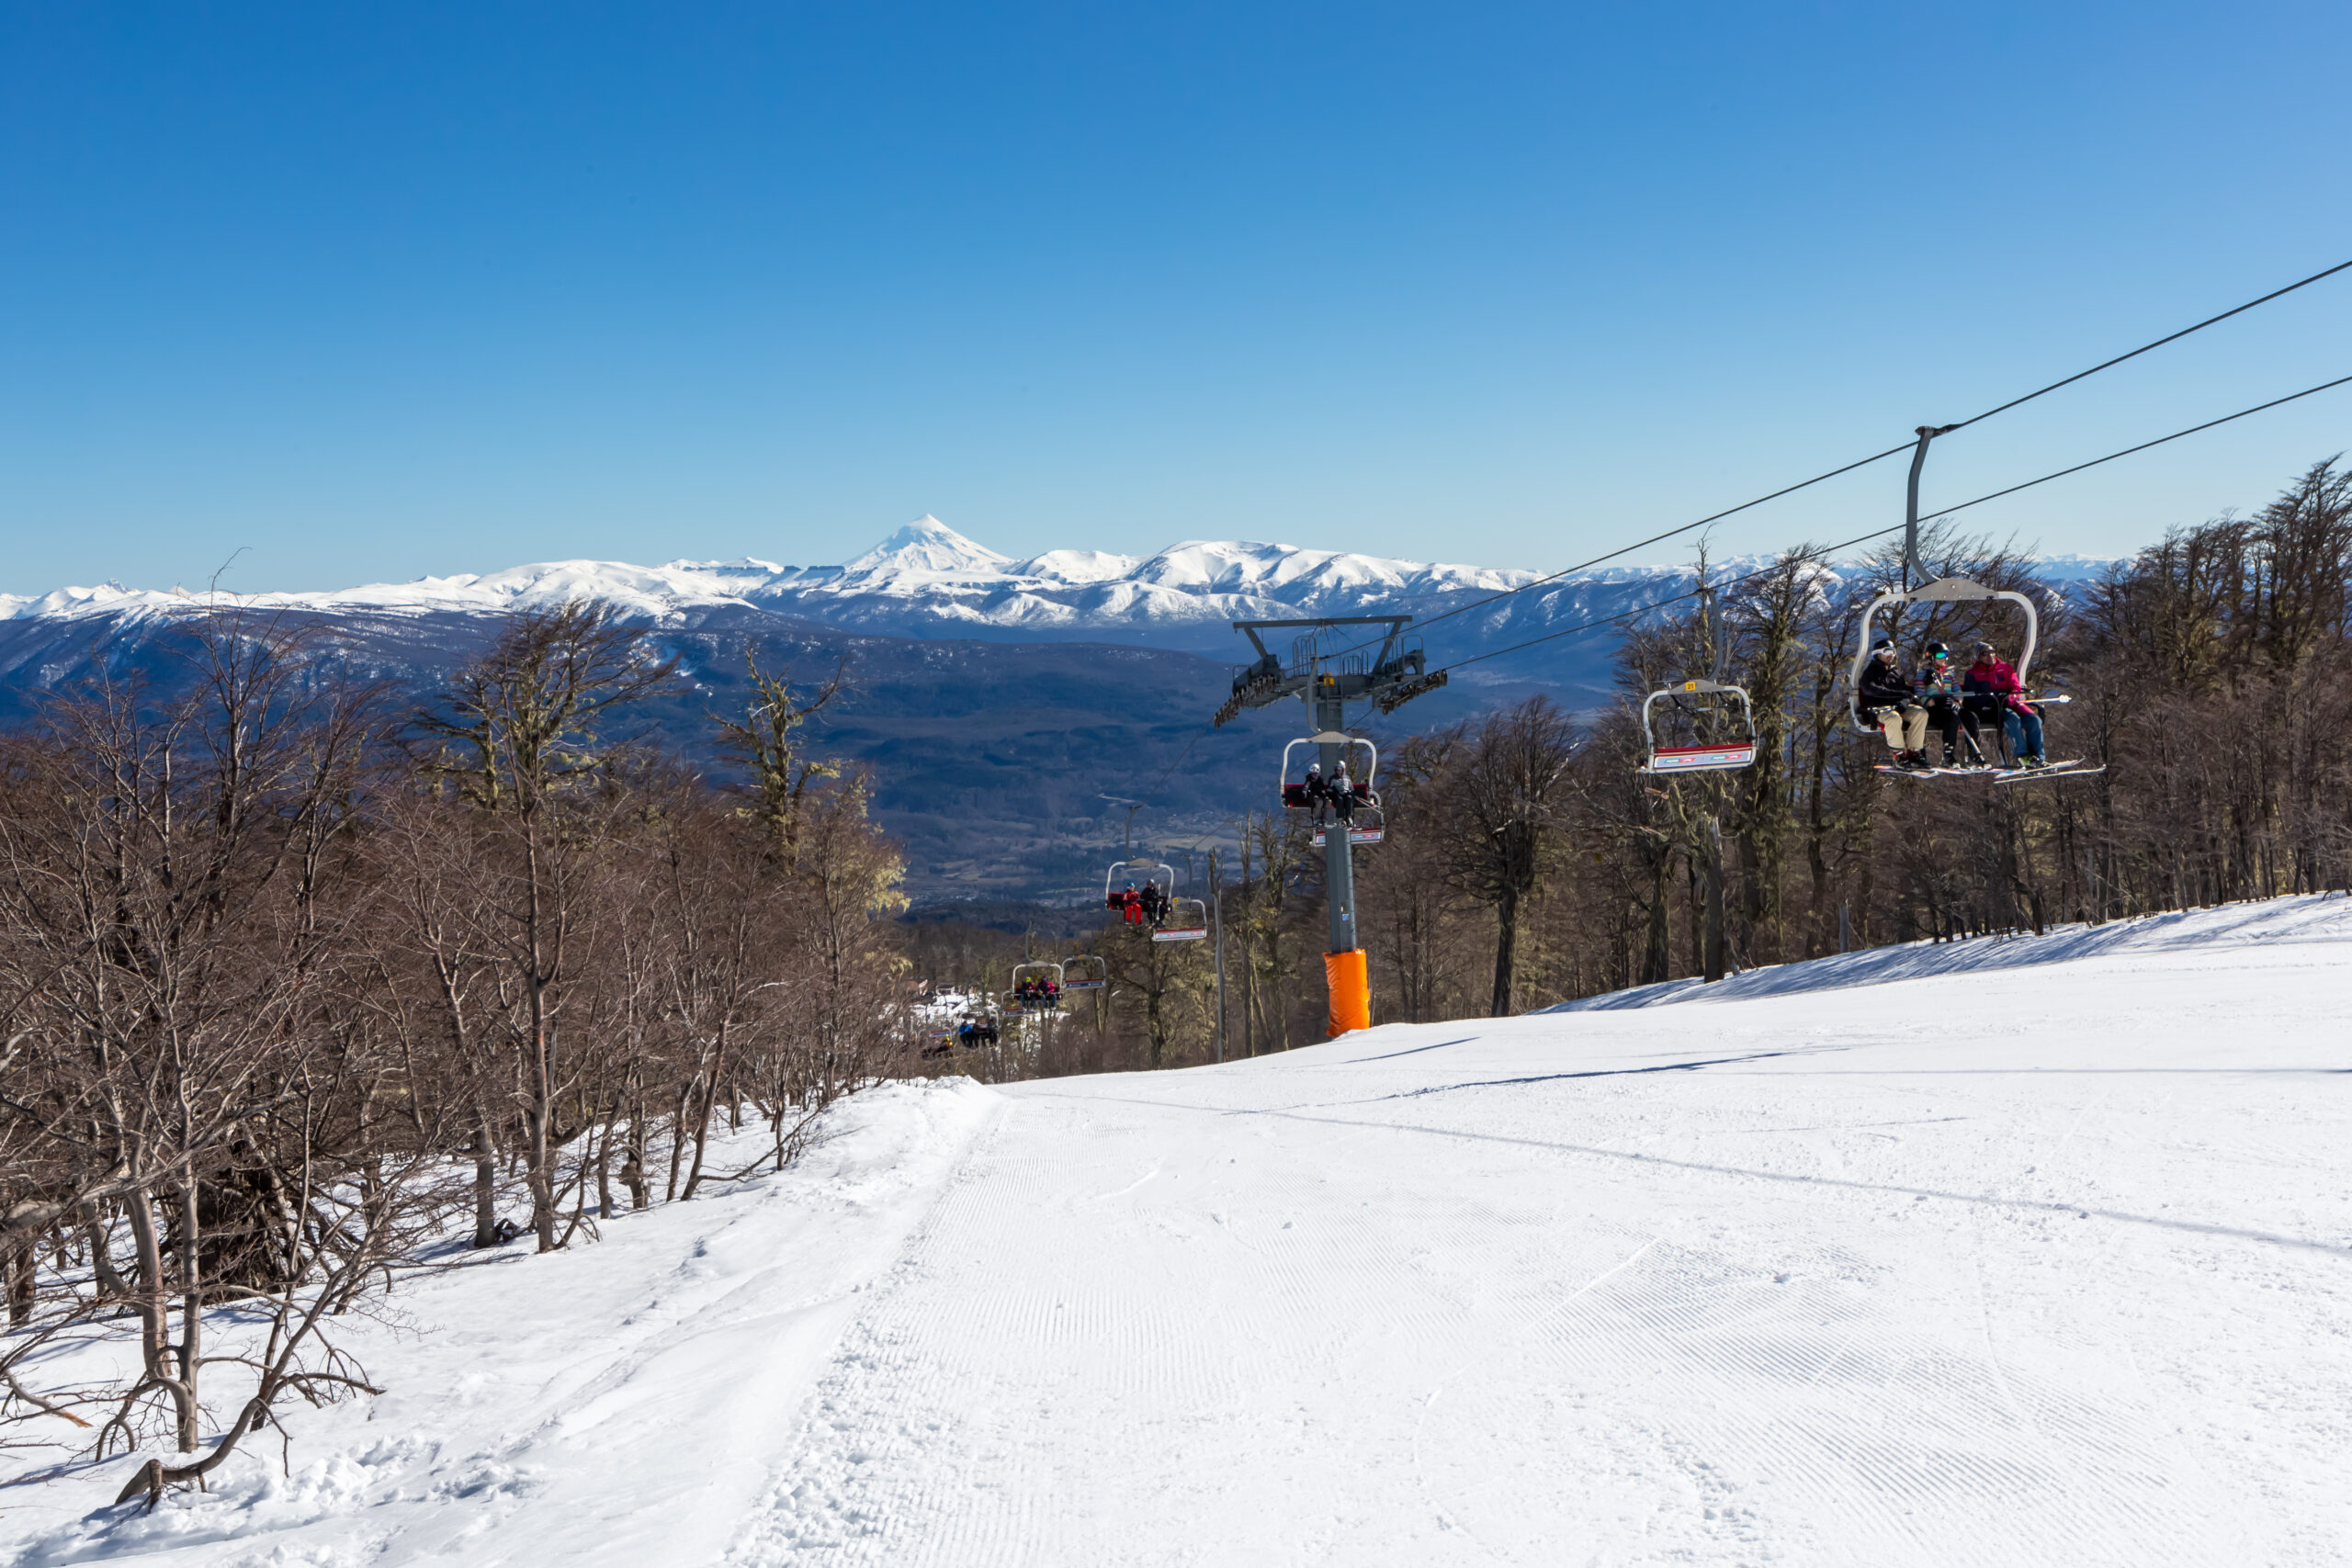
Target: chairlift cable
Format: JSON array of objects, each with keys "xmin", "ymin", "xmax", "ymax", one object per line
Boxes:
[
  {"xmin": 1924, "ymin": 371, "xmax": 2352, "ymax": 520},
  {"xmin": 1421, "ymin": 370, "xmax": 2352, "ymax": 681},
  {"xmin": 1133, "ymin": 722, "xmax": 1213, "ymax": 818},
  {"xmin": 1313, "ymin": 257, "xmax": 2352, "ymax": 667},
  {"xmin": 1939, "ymin": 258, "xmax": 2352, "ymax": 434}
]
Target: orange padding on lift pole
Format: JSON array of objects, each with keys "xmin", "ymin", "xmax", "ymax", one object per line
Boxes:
[{"xmin": 1324, "ymin": 949, "xmax": 1371, "ymax": 1037}]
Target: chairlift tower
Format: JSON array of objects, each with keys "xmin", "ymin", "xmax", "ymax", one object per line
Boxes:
[{"xmin": 1215, "ymin": 615, "xmax": 1444, "ymax": 1032}]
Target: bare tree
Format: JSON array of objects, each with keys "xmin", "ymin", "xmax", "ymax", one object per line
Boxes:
[{"xmin": 1442, "ymin": 696, "xmax": 1580, "ymax": 1016}]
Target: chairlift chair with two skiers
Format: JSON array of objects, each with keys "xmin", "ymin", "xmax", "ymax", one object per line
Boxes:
[
  {"xmin": 1006, "ymin": 961, "xmax": 1064, "ymax": 1014},
  {"xmin": 1105, "ymin": 859, "xmax": 1175, "ymax": 926},
  {"xmin": 1281, "ymin": 733, "xmax": 1384, "ymax": 843},
  {"xmin": 1096, "ymin": 858, "xmax": 1196, "ymax": 941},
  {"xmin": 1102, "ymin": 855, "xmax": 1209, "ymax": 942}
]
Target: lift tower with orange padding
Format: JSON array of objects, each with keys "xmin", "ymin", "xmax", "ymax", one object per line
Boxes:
[{"xmin": 1216, "ymin": 615, "xmax": 1444, "ymax": 1035}]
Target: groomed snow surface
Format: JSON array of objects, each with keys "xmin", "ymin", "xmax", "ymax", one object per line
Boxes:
[{"xmin": 6, "ymin": 896, "xmax": 2347, "ymax": 1565}]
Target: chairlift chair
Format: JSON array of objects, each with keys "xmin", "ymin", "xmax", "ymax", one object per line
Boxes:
[
  {"xmin": 956, "ymin": 1000, "xmax": 1001, "ymax": 1050},
  {"xmin": 1060, "ymin": 954, "xmax": 1107, "ymax": 991},
  {"xmin": 1280, "ymin": 733, "xmax": 1379, "ymax": 811},
  {"xmin": 1849, "ymin": 423, "xmax": 2048, "ymax": 749},
  {"xmin": 1310, "ymin": 804, "xmax": 1386, "ymax": 846},
  {"xmin": 1154, "ymin": 897, "xmax": 1209, "ymax": 942},
  {"xmin": 1009, "ymin": 961, "xmax": 1064, "ymax": 1012},
  {"xmin": 1103, "ymin": 858, "xmax": 1177, "ymax": 925},
  {"xmin": 1638, "ymin": 680, "xmax": 1760, "ymax": 774},
  {"xmin": 1847, "ymin": 578, "xmax": 2041, "ymax": 735}
]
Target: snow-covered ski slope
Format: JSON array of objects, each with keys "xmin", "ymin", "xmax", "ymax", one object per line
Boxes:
[{"xmin": 8, "ymin": 897, "xmax": 2348, "ymax": 1566}]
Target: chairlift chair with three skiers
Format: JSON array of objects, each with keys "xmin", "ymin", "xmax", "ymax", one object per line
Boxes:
[{"xmin": 1846, "ymin": 424, "xmax": 2102, "ymax": 784}]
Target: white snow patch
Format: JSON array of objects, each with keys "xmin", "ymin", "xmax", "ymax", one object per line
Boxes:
[
  {"xmin": 7, "ymin": 898, "xmax": 2346, "ymax": 1563},
  {"xmin": 1, "ymin": 1080, "xmax": 1001, "ymax": 1568}
]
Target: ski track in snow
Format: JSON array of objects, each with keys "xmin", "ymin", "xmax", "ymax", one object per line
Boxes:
[{"xmin": 6, "ymin": 897, "xmax": 2348, "ymax": 1565}]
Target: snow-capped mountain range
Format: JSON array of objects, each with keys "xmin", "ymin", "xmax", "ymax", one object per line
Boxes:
[
  {"xmin": 1, "ymin": 514, "xmax": 2114, "ymax": 665},
  {"xmin": 0, "ymin": 518, "xmax": 1547, "ymax": 655}
]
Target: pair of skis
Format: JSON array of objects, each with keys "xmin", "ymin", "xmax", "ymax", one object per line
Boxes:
[{"xmin": 1874, "ymin": 759, "xmax": 2106, "ymax": 783}]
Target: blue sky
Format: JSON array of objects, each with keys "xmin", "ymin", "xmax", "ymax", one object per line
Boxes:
[{"xmin": 5, "ymin": 1, "xmax": 2348, "ymax": 593}]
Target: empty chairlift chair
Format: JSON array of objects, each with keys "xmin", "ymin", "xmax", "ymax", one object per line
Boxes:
[
  {"xmin": 1154, "ymin": 897, "xmax": 1209, "ymax": 942},
  {"xmin": 1639, "ymin": 680, "xmax": 1760, "ymax": 775}
]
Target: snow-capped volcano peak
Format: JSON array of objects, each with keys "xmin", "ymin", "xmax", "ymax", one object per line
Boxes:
[{"xmin": 837, "ymin": 517, "xmax": 1012, "ymax": 581}]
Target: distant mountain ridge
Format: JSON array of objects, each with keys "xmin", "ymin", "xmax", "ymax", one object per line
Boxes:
[
  {"xmin": 0, "ymin": 517, "xmax": 1543, "ymax": 658},
  {"xmin": 2, "ymin": 514, "xmax": 2115, "ymax": 680}
]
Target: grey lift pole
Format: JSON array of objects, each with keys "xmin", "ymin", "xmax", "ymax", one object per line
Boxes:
[
  {"xmin": 1209, "ymin": 848, "xmax": 1227, "ymax": 1063},
  {"xmin": 1214, "ymin": 615, "xmax": 1448, "ymax": 1017}
]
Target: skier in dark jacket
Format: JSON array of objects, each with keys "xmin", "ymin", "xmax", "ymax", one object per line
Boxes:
[
  {"xmin": 1858, "ymin": 639, "xmax": 1931, "ymax": 769},
  {"xmin": 1915, "ymin": 640, "xmax": 1966, "ymax": 764}
]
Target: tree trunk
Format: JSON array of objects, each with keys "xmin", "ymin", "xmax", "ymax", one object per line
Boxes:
[
  {"xmin": 1703, "ymin": 820, "xmax": 1727, "ymax": 982},
  {"xmin": 472, "ymin": 1117, "xmax": 499, "ymax": 1247},
  {"xmin": 1490, "ymin": 881, "xmax": 1520, "ymax": 1017}
]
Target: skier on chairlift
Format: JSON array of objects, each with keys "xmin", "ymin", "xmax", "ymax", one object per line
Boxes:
[
  {"xmin": 1328, "ymin": 761, "xmax": 1357, "ymax": 825},
  {"xmin": 1858, "ymin": 638, "xmax": 1932, "ymax": 770},
  {"xmin": 1961, "ymin": 640, "xmax": 2044, "ymax": 769},
  {"xmin": 1302, "ymin": 762, "xmax": 1328, "ymax": 821},
  {"xmin": 1916, "ymin": 640, "xmax": 1966, "ymax": 765},
  {"xmin": 1113, "ymin": 878, "xmax": 1146, "ymax": 925}
]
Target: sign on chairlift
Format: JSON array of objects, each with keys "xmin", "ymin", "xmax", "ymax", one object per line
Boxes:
[
  {"xmin": 1152, "ymin": 898, "xmax": 1210, "ymax": 942},
  {"xmin": 1643, "ymin": 742, "xmax": 1759, "ymax": 774},
  {"xmin": 1310, "ymin": 822, "xmax": 1385, "ymax": 845}
]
